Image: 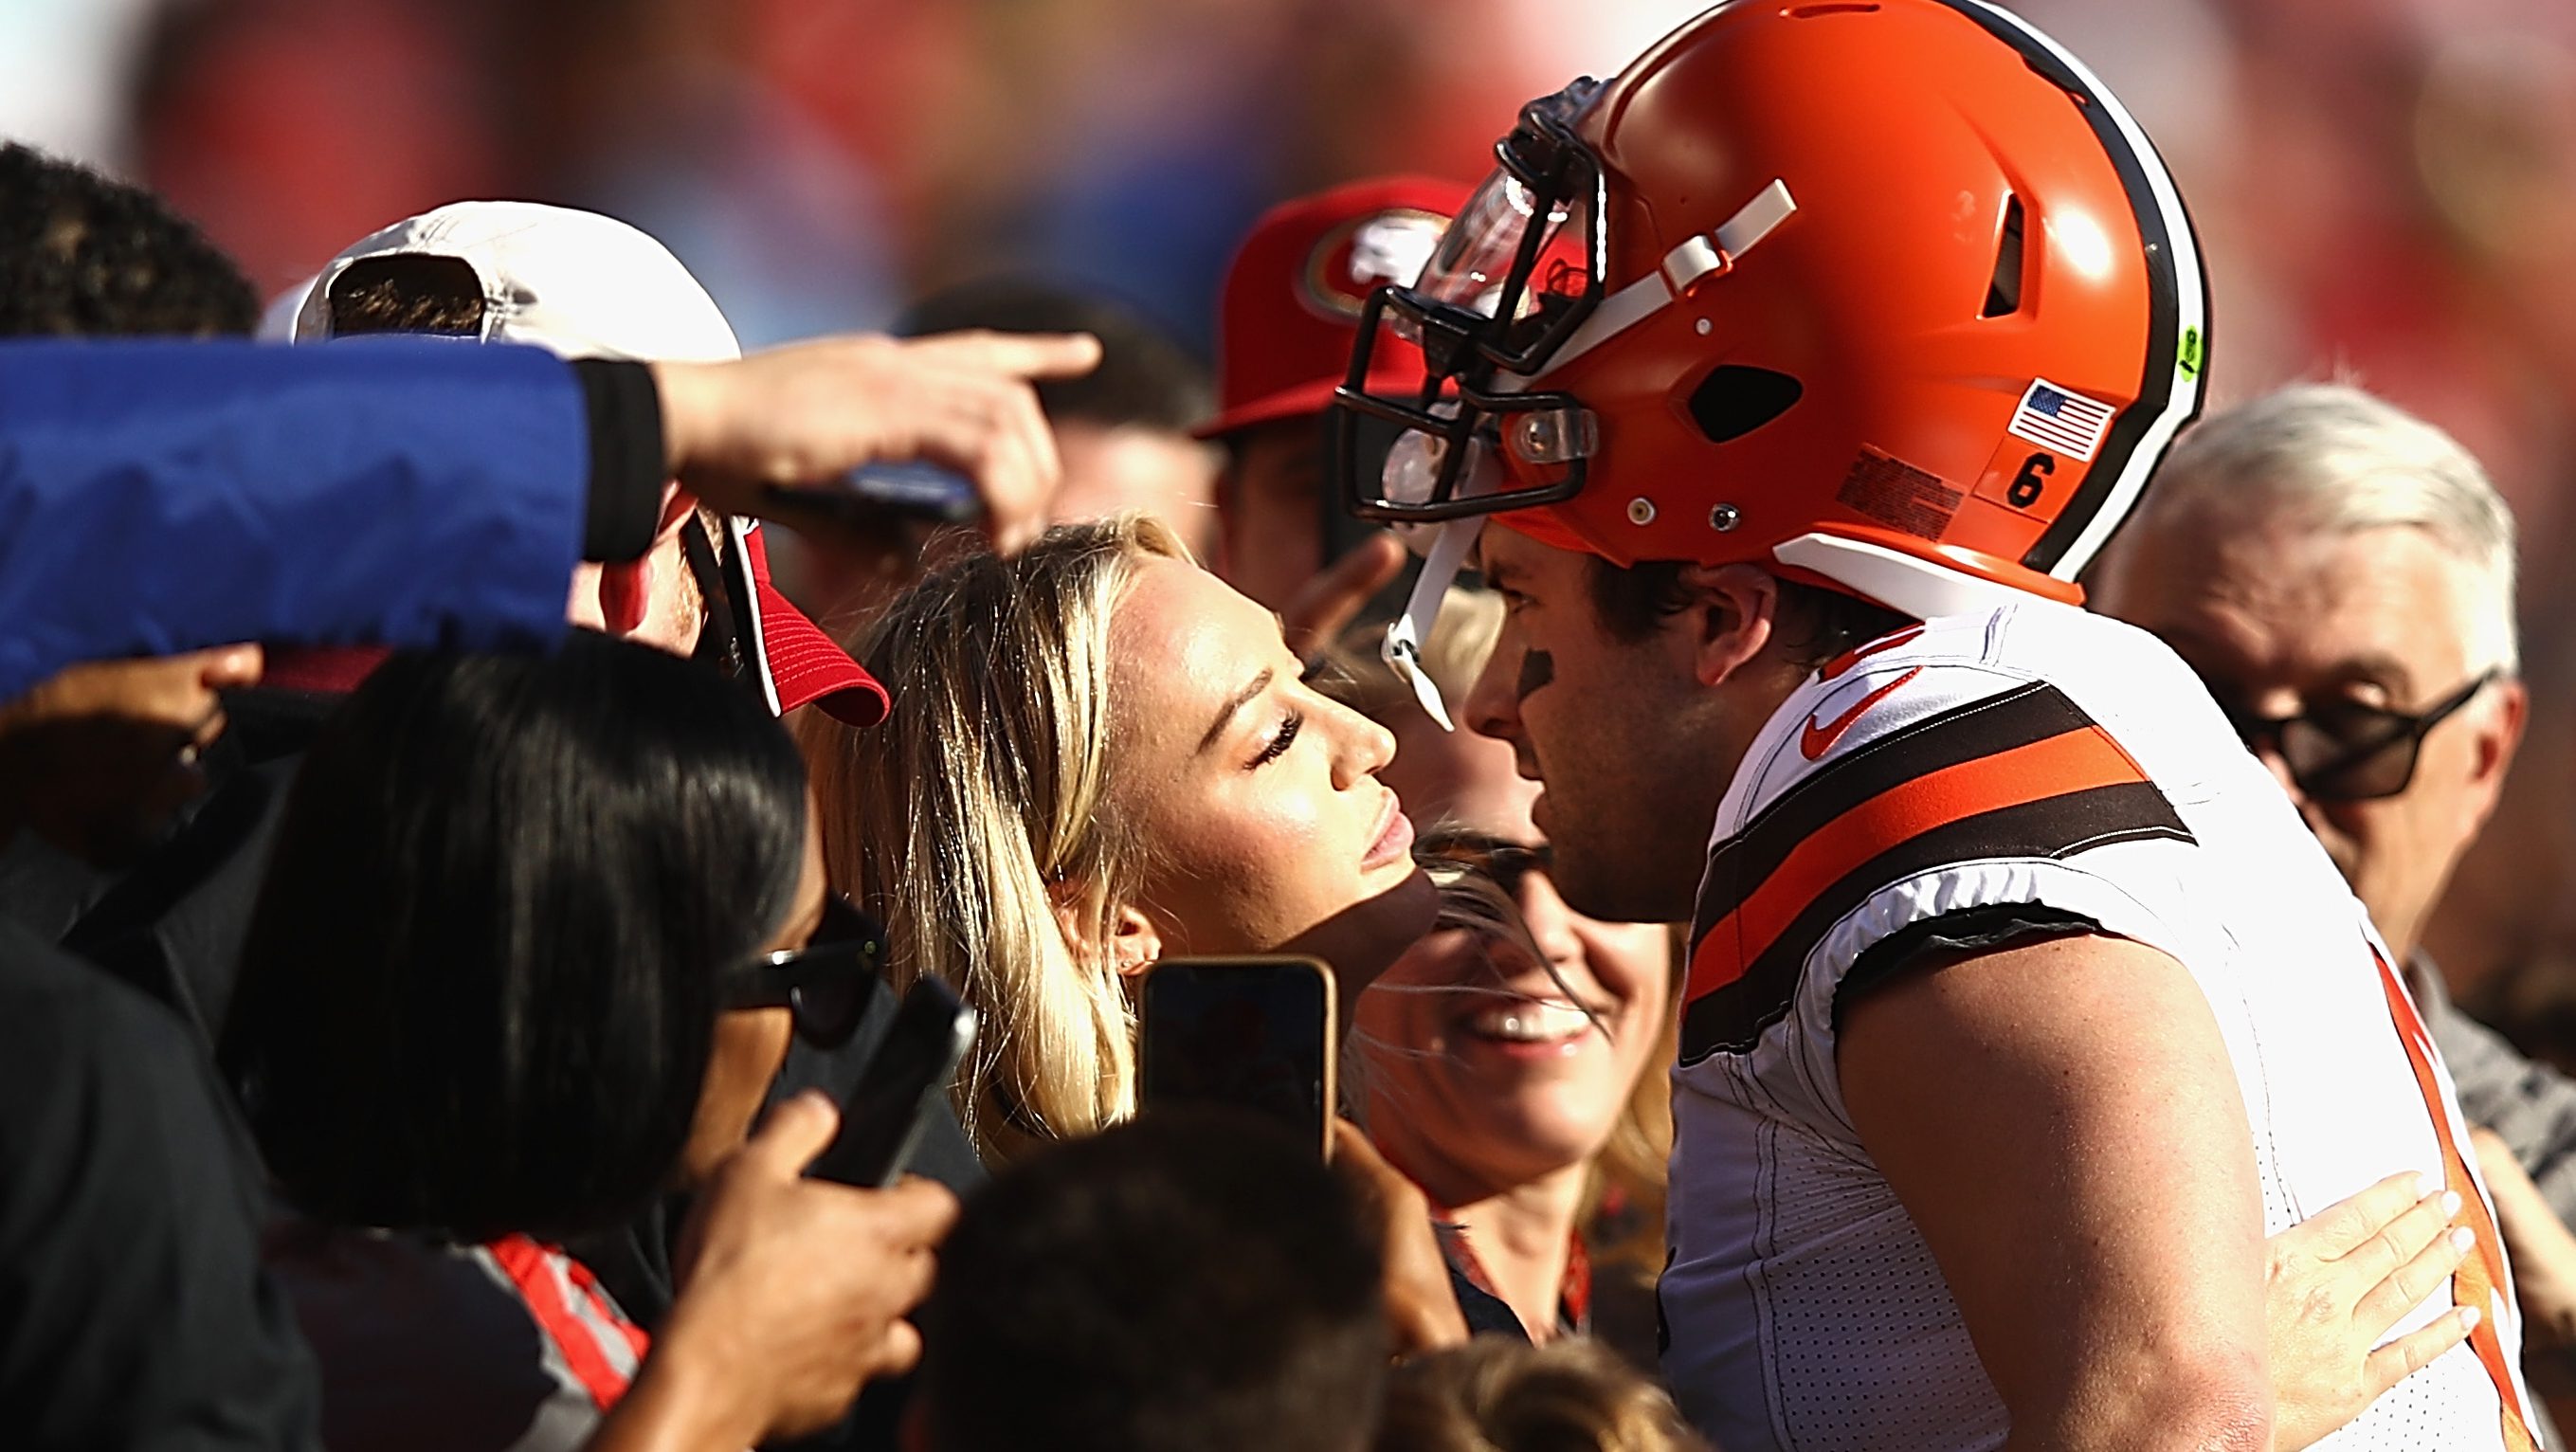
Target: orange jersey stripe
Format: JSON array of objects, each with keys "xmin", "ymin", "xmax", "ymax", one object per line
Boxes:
[
  {"xmin": 1689, "ymin": 724, "xmax": 2149, "ymax": 1003},
  {"xmin": 2376, "ymin": 958, "xmax": 2537, "ymax": 1450}
]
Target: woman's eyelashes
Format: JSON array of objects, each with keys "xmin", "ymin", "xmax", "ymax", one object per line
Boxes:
[{"xmin": 1249, "ymin": 709, "xmax": 1305, "ymax": 769}]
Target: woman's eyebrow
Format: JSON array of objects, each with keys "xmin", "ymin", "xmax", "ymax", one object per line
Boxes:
[{"xmin": 1199, "ymin": 666, "xmax": 1275, "ymax": 753}]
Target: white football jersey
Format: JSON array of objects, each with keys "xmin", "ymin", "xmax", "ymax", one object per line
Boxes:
[{"xmin": 1662, "ymin": 601, "xmax": 2533, "ymax": 1452}]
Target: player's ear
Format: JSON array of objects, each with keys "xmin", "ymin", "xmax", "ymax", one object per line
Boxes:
[{"xmin": 1678, "ymin": 562, "xmax": 1777, "ymax": 687}]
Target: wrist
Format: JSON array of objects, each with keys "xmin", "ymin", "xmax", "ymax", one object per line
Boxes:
[
  {"xmin": 645, "ymin": 360, "xmax": 709, "ymax": 482},
  {"xmin": 616, "ymin": 1311, "xmax": 771, "ymax": 1452}
]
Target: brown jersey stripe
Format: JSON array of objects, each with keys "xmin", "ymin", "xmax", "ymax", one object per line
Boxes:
[
  {"xmin": 1680, "ymin": 776, "xmax": 2189, "ymax": 1064},
  {"xmin": 1691, "ymin": 723, "xmax": 2163, "ymax": 1003},
  {"xmin": 1693, "ymin": 680, "xmax": 2099, "ymax": 946}
]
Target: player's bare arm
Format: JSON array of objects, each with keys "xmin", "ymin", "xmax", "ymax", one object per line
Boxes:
[{"xmin": 1840, "ymin": 932, "xmax": 2274, "ymax": 1452}]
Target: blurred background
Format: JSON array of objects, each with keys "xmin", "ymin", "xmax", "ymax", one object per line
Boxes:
[{"xmin": 7, "ymin": 0, "xmax": 2576, "ymax": 1044}]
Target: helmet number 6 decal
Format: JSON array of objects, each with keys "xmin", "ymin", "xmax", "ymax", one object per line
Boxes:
[{"xmin": 2007, "ymin": 452, "xmax": 2055, "ymax": 509}]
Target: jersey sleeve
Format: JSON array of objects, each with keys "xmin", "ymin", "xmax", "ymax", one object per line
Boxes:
[{"xmin": 1680, "ymin": 657, "xmax": 2205, "ymax": 1132}]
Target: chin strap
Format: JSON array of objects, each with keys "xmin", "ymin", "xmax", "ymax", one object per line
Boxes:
[{"xmin": 1381, "ymin": 514, "xmax": 1485, "ymax": 733}]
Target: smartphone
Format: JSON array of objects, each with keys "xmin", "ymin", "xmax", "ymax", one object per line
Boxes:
[
  {"xmin": 760, "ymin": 460, "xmax": 984, "ymax": 535},
  {"xmin": 809, "ymin": 976, "xmax": 977, "ymax": 1189},
  {"xmin": 1137, "ymin": 956, "xmax": 1337, "ymax": 1156}
]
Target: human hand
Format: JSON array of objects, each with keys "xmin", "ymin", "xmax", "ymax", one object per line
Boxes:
[
  {"xmin": 653, "ymin": 331, "xmax": 1100, "ymax": 555},
  {"xmin": 1282, "ymin": 534, "xmax": 1408, "ymax": 662},
  {"xmin": 1331, "ymin": 1119, "xmax": 1469, "ymax": 1357},
  {"xmin": 640, "ymin": 1091, "xmax": 959, "ymax": 1447},
  {"xmin": 2266, "ymin": 1169, "xmax": 2477, "ymax": 1451}
]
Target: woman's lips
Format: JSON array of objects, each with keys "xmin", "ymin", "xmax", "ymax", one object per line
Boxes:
[{"xmin": 1363, "ymin": 796, "xmax": 1417, "ymax": 870}]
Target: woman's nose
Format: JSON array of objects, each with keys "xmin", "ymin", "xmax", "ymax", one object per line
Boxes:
[
  {"xmin": 1328, "ymin": 699, "xmax": 1399, "ymax": 790},
  {"xmin": 1516, "ymin": 869, "xmax": 1586, "ymax": 971}
]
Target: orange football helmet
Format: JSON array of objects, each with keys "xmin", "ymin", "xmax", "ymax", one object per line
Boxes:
[{"xmin": 1330, "ymin": 0, "xmax": 2209, "ymax": 617}]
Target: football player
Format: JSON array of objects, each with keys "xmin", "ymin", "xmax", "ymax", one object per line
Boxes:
[{"xmin": 1328, "ymin": 3, "xmax": 2533, "ymax": 1448}]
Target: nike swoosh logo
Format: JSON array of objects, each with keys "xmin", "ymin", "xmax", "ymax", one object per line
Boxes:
[
  {"xmin": 1800, "ymin": 667, "xmax": 1922, "ymax": 760},
  {"xmin": 1818, "ymin": 624, "xmax": 1926, "ymax": 682}
]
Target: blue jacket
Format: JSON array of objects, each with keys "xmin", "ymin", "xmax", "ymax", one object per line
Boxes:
[{"xmin": 0, "ymin": 338, "xmax": 588, "ymax": 700}]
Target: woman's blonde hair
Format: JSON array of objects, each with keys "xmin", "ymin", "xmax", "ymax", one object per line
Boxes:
[
  {"xmin": 800, "ymin": 516, "xmax": 1188, "ymax": 1163},
  {"xmin": 1374, "ymin": 1338, "xmax": 1710, "ymax": 1452}
]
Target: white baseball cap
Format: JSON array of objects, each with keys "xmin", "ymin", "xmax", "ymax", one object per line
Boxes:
[
  {"xmin": 265, "ymin": 201, "xmax": 889, "ymax": 727},
  {"xmin": 273, "ymin": 200, "xmax": 741, "ymax": 362}
]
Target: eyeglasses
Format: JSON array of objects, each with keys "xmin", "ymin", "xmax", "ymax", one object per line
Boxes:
[
  {"xmin": 721, "ymin": 895, "xmax": 888, "ymax": 1050},
  {"xmin": 2192, "ymin": 666, "xmax": 2499, "ymax": 804},
  {"xmin": 1416, "ymin": 828, "xmax": 1553, "ymax": 899}
]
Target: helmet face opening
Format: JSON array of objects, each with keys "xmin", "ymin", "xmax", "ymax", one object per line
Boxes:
[{"xmin": 1331, "ymin": 80, "xmax": 1610, "ymax": 524}]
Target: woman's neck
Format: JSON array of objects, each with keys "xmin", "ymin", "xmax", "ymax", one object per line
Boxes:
[{"xmin": 1381, "ymin": 1128, "xmax": 1590, "ymax": 1342}]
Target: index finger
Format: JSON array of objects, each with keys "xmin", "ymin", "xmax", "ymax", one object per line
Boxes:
[{"xmin": 900, "ymin": 330, "xmax": 1104, "ymax": 381}]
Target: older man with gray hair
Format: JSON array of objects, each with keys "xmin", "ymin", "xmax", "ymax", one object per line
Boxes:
[{"xmin": 2096, "ymin": 382, "xmax": 2576, "ymax": 1411}]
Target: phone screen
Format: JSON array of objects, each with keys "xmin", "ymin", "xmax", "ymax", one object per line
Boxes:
[
  {"xmin": 1138, "ymin": 958, "xmax": 1333, "ymax": 1153},
  {"xmin": 811, "ymin": 978, "xmax": 975, "ymax": 1189}
]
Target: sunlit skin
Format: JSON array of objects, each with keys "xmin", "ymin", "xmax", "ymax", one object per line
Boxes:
[
  {"xmin": 1379, "ymin": 707, "xmax": 1539, "ymax": 844},
  {"xmin": 1107, "ymin": 555, "xmax": 1438, "ymax": 995},
  {"xmin": 1355, "ymin": 865, "xmax": 1669, "ymax": 1339},
  {"xmin": 564, "ymin": 489, "xmax": 707, "ymax": 656},
  {"xmin": 0, "ymin": 644, "xmax": 266, "ymax": 865},
  {"xmin": 2094, "ymin": 519, "xmax": 2525, "ymax": 962},
  {"xmin": 1049, "ymin": 422, "xmax": 1221, "ymax": 561},
  {"xmin": 678, "ymin": 807, "xmax": 825, "ymax": 1187},
  {"xmin": 1213, "ymin": 419, "xmax": 1327, "ymax": 613},
  {"xmin": 1462, "ymin": 529, "xmax": 1787, "ymax": 924}
]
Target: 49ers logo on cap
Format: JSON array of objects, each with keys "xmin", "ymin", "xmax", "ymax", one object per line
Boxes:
[{"xmin": 1299, "ymin": 209, "xmax": 1448, "ymax": 322}]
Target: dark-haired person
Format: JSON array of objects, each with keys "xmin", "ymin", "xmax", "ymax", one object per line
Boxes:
[
  {"xmin": 221, "ymin": 632, "xmax": 953, "ymax": 1452},
  {"xmin": 916, "ymin": 1108, "xmax": 1388, "ymax": 1452},
  {"xmin": 900, "ymin": 278, "xmax": 1217, "ymax": 555},
  {"xmin": 0, "ymin": 142, "xmax": 259, "ymax": 337},
  {"xmin": 0, "ymin": 315, "xmax": 1085, "ymax": 1448},
  {"xmin": 0, "ymin": 143, "xmax": 272, "ymax": 955}
]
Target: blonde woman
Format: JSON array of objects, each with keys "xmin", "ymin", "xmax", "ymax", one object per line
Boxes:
[{"xmin": 801, "ymin": 515, "xmax": 1438, "ymax": 1163}]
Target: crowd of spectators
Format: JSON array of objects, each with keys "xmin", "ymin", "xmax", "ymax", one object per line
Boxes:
[{"xmin": 9, "ymin": 0, "xmax": 2576, "ymax": 1447}]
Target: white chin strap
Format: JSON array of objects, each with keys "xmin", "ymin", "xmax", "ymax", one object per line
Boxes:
[{"xmin": 1382, "ymin": 515, "xmax": 1483, "ymax": 732}]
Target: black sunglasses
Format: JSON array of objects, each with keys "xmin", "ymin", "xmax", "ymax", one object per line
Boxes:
[
  {"xmin": 721, "ymin": 895, "xmax": 887, "ymax": 1050},
  {"xmin": 2192, "ymin": 666, "xmax": 2498, "ymax": 804}
]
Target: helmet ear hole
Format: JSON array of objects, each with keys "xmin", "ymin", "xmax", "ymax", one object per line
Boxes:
[
  {"xmin": 1980, "ymin": 194, "xmax": 2025, "ymax": 318},
  {"xmin": 1686, "ymin": 366, "xmax": 1804, "ymax": 444}
]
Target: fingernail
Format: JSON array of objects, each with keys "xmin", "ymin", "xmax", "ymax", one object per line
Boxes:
[
  {"xmin": 2461, "ymin": 1303, "xmax": 2482, "ymax": 1331},
  {"xmin": 2444, "ymin": 1189, "xmax": 2463, "ymax": 1216},
  {"xmin": 2451, "ymin": 1226, "xmax": 2477, "ymax": 1252}
]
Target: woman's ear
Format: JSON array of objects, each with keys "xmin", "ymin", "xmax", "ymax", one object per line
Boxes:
[{"xmin": 1051, "ymin": 892, "xmax": 1165, "ymax": 978}]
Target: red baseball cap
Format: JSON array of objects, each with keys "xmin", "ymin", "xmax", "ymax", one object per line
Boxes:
[
  {"xmin": 1198, "ymin": 176, "xmax": 1471, "ymax": 440},
  {"xmin": 736, "ymin": 519, "xmax": 888, "ymax": 726}
]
